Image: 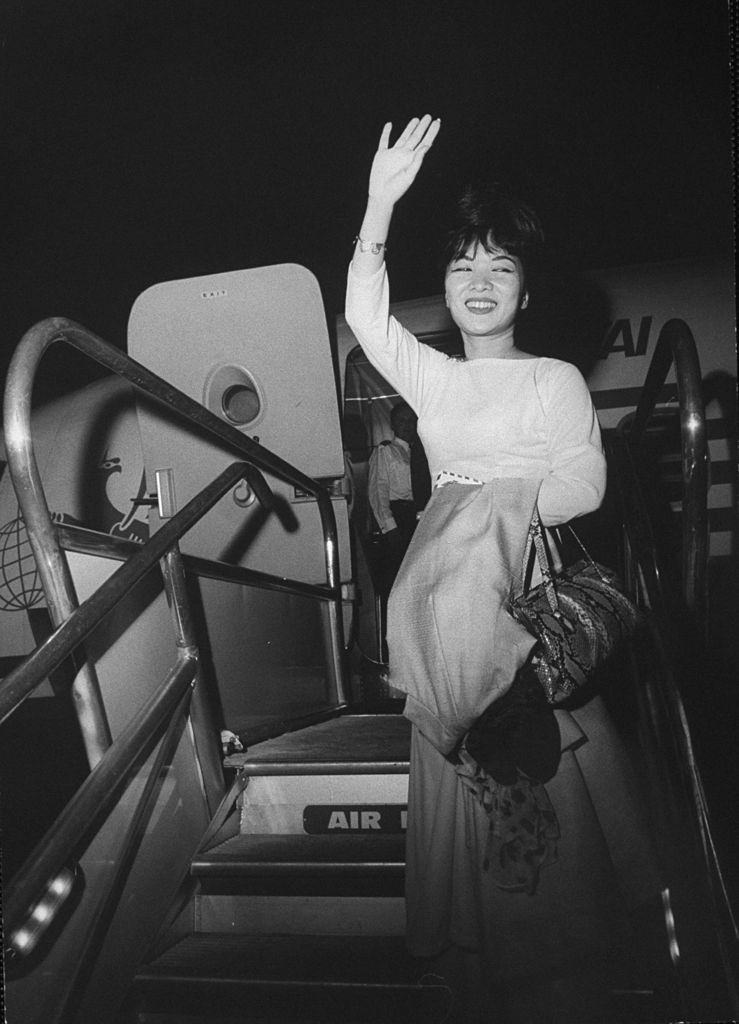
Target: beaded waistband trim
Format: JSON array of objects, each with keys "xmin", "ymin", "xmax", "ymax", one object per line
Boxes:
[{"xmin": 434, "ymin": 470, "xmax": 485, "ymax": 489}]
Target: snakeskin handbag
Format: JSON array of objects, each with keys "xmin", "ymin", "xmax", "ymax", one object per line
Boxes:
[{"xmin": 509, "ymin": 510, "xmax": 641, "ymax": 706}]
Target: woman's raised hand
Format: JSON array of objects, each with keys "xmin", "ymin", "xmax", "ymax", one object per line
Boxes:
[
  {"xmin": 368, "ymin": 115, "xmax": 441, "ymax": 207},
  {"xmin": 351, "ymin": 115, "xmax": 440, "ymax": 271}
]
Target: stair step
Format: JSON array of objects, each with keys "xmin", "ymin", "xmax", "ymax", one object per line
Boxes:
[
  {"xmin": 195, "ymin": 833, "xmax": 406, "ymax": 877},
  {"xmin": 134, "ymin": 1017, "xmax": 408, "ymax": 1024},
  {"xmin": 238, "ymin": 772, "xmax": 408, "ymax": 834},
  {"xmin": 196, "ymin": 892, "xmax": 405, "ymax": 935},
  {"xmin": 194, "ymin": 833, "xmax": 405, "ymax": 896},
  {"xmin": 225, "ymin": 714, "xmax": 411, "ymax": 775},
  {"xmin": 129, "ymin": 933, "xmax": 451, "ymax": 1023}
]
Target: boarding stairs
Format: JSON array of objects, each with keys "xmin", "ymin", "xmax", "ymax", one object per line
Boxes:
[
  {"xmin": 118, "ymin": 316, "xmax": 739, "ymax": 1023},
  {"xmin": 1, "ymin": 315, "xmax": 737, "ymax": 1024},
  {"xmin": 123, "ymin": 703, "xmax": 675, "ymax": 1024},
  {"xmin": 122, "ymin": 713, "xmax": 448, "ymax": 1023},
  {"xmin": 123, "ymin": 691, "xmax": 731, "ymax": 1024}
]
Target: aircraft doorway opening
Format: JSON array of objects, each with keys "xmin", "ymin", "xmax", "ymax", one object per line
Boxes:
[{"xmin": 342, "ymin": 332, "xmax": 460, "ymax": 682}]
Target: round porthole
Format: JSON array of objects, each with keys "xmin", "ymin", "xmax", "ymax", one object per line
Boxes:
[
  {"xmin": 203, "ymin": 364, "xmax": 265, "ymax": 429},
  {"xmin": 222, "ymin": 383, "xmax": 261, "ymax": 425}
]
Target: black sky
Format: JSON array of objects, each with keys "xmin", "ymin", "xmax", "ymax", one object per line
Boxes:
[{"xmin": 1, "ymin": 0, "xmax": 734, "ymax": 397}]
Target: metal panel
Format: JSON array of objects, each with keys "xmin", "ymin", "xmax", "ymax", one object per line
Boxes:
[{"xmin": 128, "ymin": 264, "xmax": 351, "ymax": 584}]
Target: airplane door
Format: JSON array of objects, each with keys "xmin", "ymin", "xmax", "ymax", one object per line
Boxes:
[
  {"xmin": 128, "ymin": 265, "xmax": 354, "ymax": 725},
  {"xmin": 127, "ymin": 264, "xmax": 350, "ymax": 584}
]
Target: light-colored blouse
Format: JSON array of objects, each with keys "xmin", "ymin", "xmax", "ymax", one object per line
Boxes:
[{"xmin": 345, "ymin": 263, "xmax": 606, "ymax": 526}]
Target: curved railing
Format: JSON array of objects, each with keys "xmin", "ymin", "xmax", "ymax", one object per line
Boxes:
[
  {"xmin": 607, "ymin": 431, "xmax": 739, "ymax": 1016},
  {"xmin": 2, "ymin": 317, "xmax": 346, "ymax": 765},
  {"xmin": 626, "ymin": 317, "xmax": 709, "ymax": 631},
  {"xmin": 612, "ymin": 319, "xmax": 738, "ymax": 1012},
  {"xmin": 0, "ymin": 317, "xmax": 347, "ymax": 979}
]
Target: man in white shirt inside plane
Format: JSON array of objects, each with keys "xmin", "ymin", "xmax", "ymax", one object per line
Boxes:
[{"xmin": 368, "ymin": 401, "xmax": 429, "ymax": 595}]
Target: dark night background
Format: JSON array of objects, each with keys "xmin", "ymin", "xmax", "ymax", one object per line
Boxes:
[
  {"xmin": 0, "ymin": 0, "xmax": 738, "ymax": 982},
  {"xmin": 1, "ymin": 0, "xmax": 734, "ymax": 402}
]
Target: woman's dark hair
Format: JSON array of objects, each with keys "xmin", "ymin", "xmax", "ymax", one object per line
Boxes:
[{"xmin": 441, "ymin": 185, "xmax": 545, "ymax": 280}]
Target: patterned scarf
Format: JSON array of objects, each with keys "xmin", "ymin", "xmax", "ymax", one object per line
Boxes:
[{"xmin": 455, "ymin": 748, "xmax": 560, "ymax": 895}]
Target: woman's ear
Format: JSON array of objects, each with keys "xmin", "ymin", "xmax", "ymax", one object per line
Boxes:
[{"xmin": 520, "ymin": 292, "xmax": 529, "ymax": 310}]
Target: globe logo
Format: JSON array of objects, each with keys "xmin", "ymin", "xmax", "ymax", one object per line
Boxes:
[{"xmin": 0, "ymin": 514, "xmax": 44, "ymax": 611}]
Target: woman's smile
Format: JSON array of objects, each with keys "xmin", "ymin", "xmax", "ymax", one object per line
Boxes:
[{"xmin": 465, "ymin": 298, "xmax": 497, "ymax": 314}]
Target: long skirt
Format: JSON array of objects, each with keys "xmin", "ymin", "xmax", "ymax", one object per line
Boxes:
[
  {"xmin": 387, "ymin": 478, "xmax": 540, "ymax": 754},
  {"xmin": 387, "ymin": 479, "xmax": 661, "ymax": 979}
]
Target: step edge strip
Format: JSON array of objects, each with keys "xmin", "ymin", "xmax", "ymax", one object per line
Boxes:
[
  {"xmin": 234, "ymin": 762, "xmax": 410, "ymax": 775},
  {"xmin": 191, "ymin": 861, "xmax": 405, "ymax": 875},
  {"xmin": 133, "ymin": 975, "xmax": 446, "ymax": 991}
]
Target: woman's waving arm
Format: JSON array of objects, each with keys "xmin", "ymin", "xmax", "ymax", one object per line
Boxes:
[
  {"xmin": 352, "ymin": 116, "xmax": 441, "ymax": 277},
  {"xmin": 345, "ymin": 116, "xmax": 443, "ymax": 406}
]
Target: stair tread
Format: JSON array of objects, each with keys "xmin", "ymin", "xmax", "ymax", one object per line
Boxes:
[
  {"xmin": 225, "ymin": 714, "xmax": 411, "ymax": 773},
  {"xmin": 194, "ymin": 833, "xmax": 405, "ymax": 875},
  {"xmin": 136, "ymin": 933, "xmax": 440, "ymax": 987}
]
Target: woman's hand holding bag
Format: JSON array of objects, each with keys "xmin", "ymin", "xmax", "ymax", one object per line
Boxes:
[{"xmin": 509, "ymin": 511, "xmax": 642, "ymax": 706}]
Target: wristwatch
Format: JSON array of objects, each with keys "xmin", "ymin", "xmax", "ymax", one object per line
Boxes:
[{"xmin": 354, "ymin": 236, "xmax": 387, "ymax": 255}]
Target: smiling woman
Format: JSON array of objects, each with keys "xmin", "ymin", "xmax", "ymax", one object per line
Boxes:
[
  {"xmin": 344, "ymin": 117, "xmax": 660, "ymax": 1021},
  {"xmin": 440, "ymin": 185, "xmax": 543, "ymax": 358},
  {"xmin": 444, "ymin": 247, "xmax": 526, "ymax": 350}
]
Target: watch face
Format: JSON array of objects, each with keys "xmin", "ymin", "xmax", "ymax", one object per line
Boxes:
[{"xmin": 357, "ymin": 238, "xmax": 385, "ymax": 254}]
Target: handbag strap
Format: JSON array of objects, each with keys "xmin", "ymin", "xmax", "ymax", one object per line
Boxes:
[
  {"xmin": 521, "ymin": 509, "xmax": 561, "ymax": 617},
  {"xmin": 519, "ymin": 511, "xmax": 610, "ymax": 611},
  {"xmin": 563, "ymin": 524, "xmax": 610, "ymax": 583}
]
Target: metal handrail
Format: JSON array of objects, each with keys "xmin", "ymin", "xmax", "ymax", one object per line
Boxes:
[
  {"xmin": 607, "ymin": 433, "xmax": 739, "ymax": 1014},
  {"xmin": 53, "ymin": 680, "xmax": 195, "ymax": 1024},
  {"xmin": 626, "ymin": 317, "xmax": 709, "ymax": 630},
  {"xmin": 2, "ymin": 317, "xmax": 346, "ymax": 762},
  {"xmin": 54, "ymin": 524, "xmax": 338, "ymax": 602},
  {"xmin": 1, "ymin": 315, "xmax": 349, "ymax": 955},
  {"xmin": 0, "ymin": 462, "xmax": 264, "ymax": 725},
  {"xmin": 4, "ymin": 651, "xmax": 197, "ymax": 936},
  {"xmin": 1, "ymin": 462, "xmax": 263, "ymax": 945},
  {"xmin": 610, "ymin": 316, "xmax": 736, "ymax": 1009}
]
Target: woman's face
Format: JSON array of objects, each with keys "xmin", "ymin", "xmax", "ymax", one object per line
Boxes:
[{"xmin": 444, "ymin": 241, "xmax": 527, "ymax": 341}]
